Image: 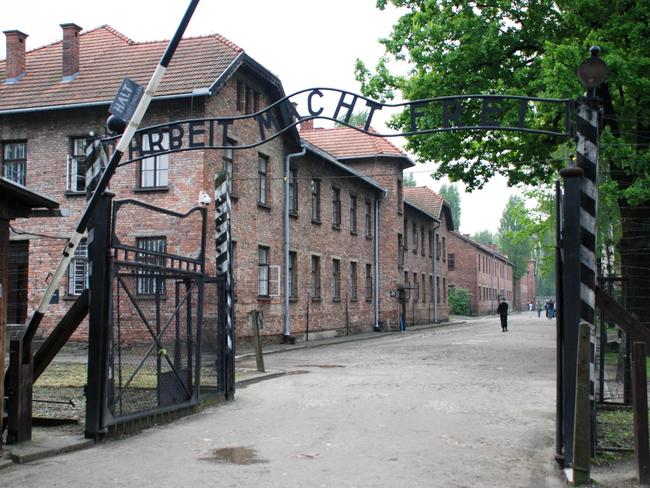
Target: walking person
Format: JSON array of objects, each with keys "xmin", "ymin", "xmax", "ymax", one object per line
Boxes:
[{"xmin": 496, "ymin": 298, "xmax": 509, "ymax": 332}]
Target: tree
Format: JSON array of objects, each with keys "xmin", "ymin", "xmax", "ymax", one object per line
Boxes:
[
  {"xmin": 356, "ymin": 0, "xmax": 650, "ymax": 324},
  {"xmin": 497, "ymin": 196, "xmax": 533, "ymax": 281},
  {"xmin": 449, "ymin": 287, "xmax": 471, "ymax": 316},
  {"xmin": 438, "ymin": 183, "xmax": 461, "ymax": 230},
  {"xmin": 403, "ymin": 173, "xmax": 417, "ymax": 187},
  {"xmin": 472, "ymin": 230, "xmax": 496, "ymax": 246},
  {"xmin": 335, "ymin": 110, "xmax": 369, "ymax": 128}
]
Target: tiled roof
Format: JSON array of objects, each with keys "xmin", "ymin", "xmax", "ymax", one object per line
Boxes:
[
  {"xmin": 0, "ymin": 25, "xmax": 243, "ymax": 112},
  {"xmin": 450, "ymin": 231, "xmax": 513, "ymax": 265},
  {"xmin": 404, "ymin": 186, "xmax": 444, "ymax": 218},
  {"xmin": 300, "ymin": 126, "xmax": 413, "ymax": 165}
]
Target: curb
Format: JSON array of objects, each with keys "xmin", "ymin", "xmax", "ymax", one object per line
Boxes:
[
  {"xmin": 5, "ymin": 436, "xmax": 94, "ymax": 465},
  {"xmin": 235, "ymin": 320, "xmax": 467, "ymax": 360}
]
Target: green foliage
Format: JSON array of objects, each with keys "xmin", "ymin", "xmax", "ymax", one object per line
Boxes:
[
  {"xmin": 497, "ymin": 195, "xmax": 534, "ymax": 280},
  {"xmin": 449, "ymin": 287, "xmax": 470, "ymax": 315},
  {"xmin": 438, "ymin": 183, "xmax": 461, "ymax": 230},
  {"xmin": 335, "ymin": 110, "xmax": 370, "ymax": 128},
  {"xmin": 403, "ymin": 172, "xmax": 417, "ymax": 187},
  {"xmin": 472, "ymin": 230, "xmax": 496, "ymax": 246},
  {"xmin": 356, "ymin": 1, "xmax": 650, "ymax": 205}
]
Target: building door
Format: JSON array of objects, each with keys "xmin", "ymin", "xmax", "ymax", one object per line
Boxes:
[{"xmin": 7, "ymin": 240, "xmax": 29, "ymax": 324}]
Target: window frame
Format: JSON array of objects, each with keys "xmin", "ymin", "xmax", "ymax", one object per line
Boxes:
[
  {"xmin": 258, "ymin": 153, "xmax": 269, "ymax": 206},
  {"xmin": 136, "ymin": 236, "xmax": 167, "ymax": 296},
  {"xmin": 349, "ymin": 193, "xmax": 358, "ymax": 235},
  {"xmin": 365, "ymin": 264, "xmax": 373, "ymax": 302},
  {"xmin": 332, "ymin": 186, "xmax": 341, "ymax": 229},
  {"xmin": 67, "ymin": 237, "xmax": 88, "ymax": 296},
  {"xmin": 258, "ymin": 246, "xmax": 270, "ymax": 298},
  {"xmin": 365, "ymin": 199, "xmax": 372, "ymax": 239},
  {"xmin": 224, "ymin": 138, "xmax": 237, "ymax": 196},
  {"xmin": 311, "ymin": 255, "xmax": 321, "ymax": 300},
  {"xmin": 2, "ymin": 140, "xmax": 27, "ymax": 186},
  {"xmin": 288, "ymin": 167, "xmax": 298, "ymax": 216},
  {"xmin": 138, "ymin": 132, "xmax": 169, "ymax": 190},
  {"xmin": 332, "ymin": 258, "xmax": 341, "ymax": 302},
  {"xmin": 66, "ymin": 137, "xmax": 87, "ymax": 194},
  {"xmin": 311, "ymin": 179, "xmax": 321, "ymax": 223},
  {"xmin": 350, "ymin": 261, "xmax": 358, "ymax": 302},
  {"xmin": 288, "ymin": 251, "xmax": 298, "ymax": 299}
]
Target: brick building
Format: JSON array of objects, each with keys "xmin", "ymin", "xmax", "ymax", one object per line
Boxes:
[
  {"xmin": 1, "ymin": 25, "xmax": 448, "ymax": 343},
  {"xmin": 446, "ymin": 232, "xmax": 514, "ymax": 315},
  {"xmin": 403, "ymin": 186, "xmax": 455, "ymax": 322},
  {"xmin": 514, "ymin": 259, "xmax": 536, "ymax": 311}
]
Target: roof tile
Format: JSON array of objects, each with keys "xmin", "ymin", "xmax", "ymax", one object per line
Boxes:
[
  {"xmin": 0, "ymin": 25, "xmax": 242, "ymax": 112},
  {"xmin": 300, "ymin": 126, "xmax": 409, "ymax": 161}
]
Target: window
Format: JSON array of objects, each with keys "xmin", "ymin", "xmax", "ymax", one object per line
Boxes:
[
  {"xmin": 332, "ymin": 258, "xmax": 341, "ymax": 301},
  {"xmin": 311, "ymin": 179, "xmax": 321, "ymax": 222},
  {"xmin": 67, "ymin": 137, "xmax": 87, "ymax": 193},
  {"xmin": 413, "ymin": 223, "xmax": 418, "ymax": 254},
  {"xmin": 349, "ymin": 194, "xmax": 357, "ymax": 234},
  {"xmin": 258, "ymin": 246, "xmax": 270, "ymax": 297},
  {"xmin": 311, "ymin": 255, "xmax": 321, "ymax": 299},
  {"xmin": 421, "ymin": 274, "xmax": 426, "ymax": 302},
  {"xmin": 2, "ymin": 141, "xmax": 26, "ymax": 185},
  {"xmin": 448, "ymin": 253, "xmax": 455, "ymax": 270},
  {"xmin": 246, "ymin": 86, "xmax": 253, "ymax": 114},
  {"xmin": 224, "ymin": 138, "xmax": 236, "ymax": 195},
  {"xmin": 430, "ymin": 275, "xmax": 434, "ymax": 303},
  {"xmin": 289, "ymin": 251, "xmax": 297, "ymax": 299},
  {"xmin": 443, "ymin": 278, "xmax": 447, "ymax": 303},
  {"xmin": 67, "ymin": 238, "xmax": 88, "ymax": 295},
  {"xmin": 258, "ymin": 154, "xmax": 269, "ymax": 205},
  {"xmin": 332, "ymin": 187, "xmax": 341, "ymax": 229},
  {"xmin": 404, "ymin": 271, "xmax": 410, "ymax": 302},
  {"xmin": 404, "ymin": 220, "xmax": 408, "ymax": 249},
  {"xmin": 436, "ymin": 276, "xmax": 441, "ymax": 303},
  {"xmin": 436, "ymin": 233, "xmax": 441, "ymax": 260},
  {"xmin": 236, "ymin": 81, "xmax": 246, "ymax": 112},
  {"xmin": 428, "ymin": 230, "xmax": 433, "ymax": 258},
  {"xmin": 442, "ymin": 237, "xmax": 447, "ymax": 262},
  {"xmin": 366, "ymin": 264, "xmax": 373, "ymax": 302},
  {"xmin": 139, "ymin": 133, "xmax": 169, "ymax": 189},
  {"xmin": 365, "ymin": 200, "xmax": 372, "ymax": 238},
  {"xmin": 136, "ymin": 237, "xmax": 167, "ymax": 295},
  {"xmin": 350, "ymin": 261, "xmax": 358, "ymax": 301},
  {"xmin": 289, "ymin": 168, "xmax": 298, "ymax": 215},
  {"xmin": 397, "ymin": 234, "xmax": 404, "ymax": 268},
  {"xmin": 421, "ymin": 226, "xmax": 425, "ymax": 256},
  {"xmin": 397, "ymin": 179, "xmax": 403, "ymax": 214},
  {"xmin": 413, "ymin": 272, "xmax": 419, "ymax": 301},
  {"xmin": 253, "ymin": 92, "xmax": 260, "ymax": 113}
]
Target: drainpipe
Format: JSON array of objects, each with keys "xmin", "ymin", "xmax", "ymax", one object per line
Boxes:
[
  {"xmin": 284, "ymin": 143, "xmax": 306, "ymax": 340},
  {"xmin": 432, "ymin": 221, "xmax": 440, "ymax": 323},
  {"xmin": 373, "ymin": 196, "xmax": 381, "ymax": 331}
]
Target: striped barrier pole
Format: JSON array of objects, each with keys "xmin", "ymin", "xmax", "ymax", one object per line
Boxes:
[{"xmin": 215, "ymin": 171, "xmax": 235, "ymax": 398}]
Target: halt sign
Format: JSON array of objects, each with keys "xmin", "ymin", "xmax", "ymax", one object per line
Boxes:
[{"xmin": 109, "ymin": 78, "xmax": 144, "ymax": 122}]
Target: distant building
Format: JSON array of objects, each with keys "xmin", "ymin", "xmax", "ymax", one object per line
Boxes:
[{"xmin": 446, "ymin": 232, "xmax": 514, "ymax": 315}]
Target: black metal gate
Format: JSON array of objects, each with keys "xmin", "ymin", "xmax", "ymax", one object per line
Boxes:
[{"xmin": 105, "ymin": 199, "xmax": 207, "ymax": 427}]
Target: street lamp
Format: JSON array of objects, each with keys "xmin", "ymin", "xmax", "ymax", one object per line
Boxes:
[{"xmin": 577, "ymin": 46, "xmax": 608, "ymax": 90}]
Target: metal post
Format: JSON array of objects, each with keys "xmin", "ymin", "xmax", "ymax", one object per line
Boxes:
[
  {"xmin": 555, "ymin": 180, "xmax": 565, "ymax": 464},
  {"xmin": 560, "ymin": 166, "xmax": 583, "ymax": 467},
  {"xmin": 85, "ymin": 191, "xmax": 114, "ymax": 439},
  {"xmin": 632, "ymin": 341, "xmax": 650, "ymax": 484}
]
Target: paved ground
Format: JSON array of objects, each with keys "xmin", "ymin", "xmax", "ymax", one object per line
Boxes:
[{"xmin": 2, "ymin": 313, "xmax": 566, "ymax": 487}]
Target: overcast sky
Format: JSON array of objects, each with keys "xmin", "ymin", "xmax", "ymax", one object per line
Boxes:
[{"xmin": 1, "ymin": 0, "xmax": 517, "ymax": 235}]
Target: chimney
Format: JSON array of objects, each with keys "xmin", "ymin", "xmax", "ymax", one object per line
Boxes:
[
  {"xmin": 60, "ymin": 23, "xmax": 82, "ymax": 80},
  {"xmin": 300, "ymin": 119, "xmax": 314, "ymax": 131},
  {"xmin": 3, "ymin": 30, "xmax": 28, "ymax": 82}
]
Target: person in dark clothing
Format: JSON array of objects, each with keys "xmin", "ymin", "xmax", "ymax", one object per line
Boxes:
[{"xmin": 496, "ymin": 299, "xmax": 509, "ymax": 332}]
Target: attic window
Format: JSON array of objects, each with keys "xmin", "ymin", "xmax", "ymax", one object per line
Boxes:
[{"xmin": 236, "ymin": 80, "xmax": 260, "ymax": 115}]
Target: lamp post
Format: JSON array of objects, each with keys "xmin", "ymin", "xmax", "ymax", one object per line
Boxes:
[{"xmin": 560, "ymin": 46, "xmax": 607, "ymax": 480}]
